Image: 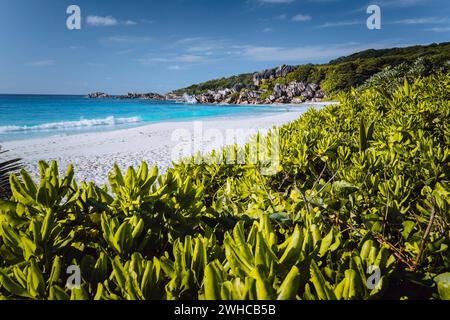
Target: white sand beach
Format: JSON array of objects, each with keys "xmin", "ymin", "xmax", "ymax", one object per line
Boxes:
[{"xmin": 3, "ymin": 110, "xmax": 311, "ymax": 185}]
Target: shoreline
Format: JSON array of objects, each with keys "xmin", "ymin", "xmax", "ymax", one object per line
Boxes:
[
  {"xmin": 0, "ymin": 101, "xmax": 338, "ymax": 144},
  {"xmin": 3, "ymin": 109, "xmax": 315, "ymax": 185}
]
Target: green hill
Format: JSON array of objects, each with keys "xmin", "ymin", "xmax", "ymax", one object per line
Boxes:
[
  {"xmin": 172, "ymin": 42, "xmax": 450, "ymax": 96},
  {"xmin": 172, "ymin": 73, "xmax": 254, "ymax": 96},
  {"xmin": 329, "ymin": 42, "xmax": 450, "ymax": 64}
]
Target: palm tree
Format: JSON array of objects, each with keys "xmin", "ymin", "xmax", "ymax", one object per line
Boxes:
[{"xmin": 0, "ymin": 146, "xmax": 22, "ymax": 199}]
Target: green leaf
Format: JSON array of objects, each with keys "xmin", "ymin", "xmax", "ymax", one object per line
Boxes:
[
  {"xmin": 203, "ymin": 263, "xmax": 222, "ymax": 300},
  {"xmin": 0, "ymin": 269, "xmax": 31, "ymax": 298},
  {"xmin": 27, "ymin": 259, "xmax": 45, "ymax": 298},
  {"xmin": 277, "ymin": 266, "xmax": 300, "ymax": 300},
  {"xmin": 319, "ymin": 229, "xmax": 334, "ymax": 257},
  {"xmin": 309, "ymin": 260, "xmax": 336, "ymax": 300},
  {"xmin": 49, "ymin": 285, "xmax": 70, "ymax": 300},
  {"xmin": 435, "ymin": 273, "xmax": 450, "ymax": 300}
]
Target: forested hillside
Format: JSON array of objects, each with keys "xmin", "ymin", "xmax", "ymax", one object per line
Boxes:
[{"xmin": 172, "ymin": 42, "xmax": 450, "ymax": 96}]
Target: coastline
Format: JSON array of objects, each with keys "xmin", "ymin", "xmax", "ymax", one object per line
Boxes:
[{"xmin": 3, "ymin": 109, "xmax": 313, "ymax": 185}]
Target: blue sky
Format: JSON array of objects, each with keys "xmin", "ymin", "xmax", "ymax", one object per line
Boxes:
[{"xmin": 1, "ymin": 0, "xmax": 449, "ymax": 94}]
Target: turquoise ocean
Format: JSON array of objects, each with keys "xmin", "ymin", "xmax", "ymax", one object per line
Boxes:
[{"xmin": 0, "ymin": 95, "xmax": 306, "ymax": 142}]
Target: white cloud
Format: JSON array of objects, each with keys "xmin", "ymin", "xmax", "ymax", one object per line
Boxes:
[
  {"xmin": 168, "ymin": 65, "xmax": 182, "ymax": 70},
  {"xmin": 175, "ymin": 55, "xmax": 204, "ymax": 62},
  {"xmin": 318, "ymin": 20, "xmax": 362, "ymax": 28},
  {"xmin": 393, "ymin": 17, "xmax": 448, "ymax": 25},
  {"xmin": 87, "ymin": 15, "xmax": 118, "ymax": 27},
  {"xmin": 137, "ymin": 54, "xmax": 206, "ymax": 65},
  {"xmin": 239, "ymin": 42, "xmax": 394, "ymax": 62},
  {"xmin": 426, "ymin": 27, "xmax": 450, "ymax": 32},
  {"xmin": 123, "ymin": 20, "xmax": 137, "ymax": 26},
  {"xmin": 262, "ymin": 27, "xmax": 273, "ymax": 32},
  {"xmin": 26, "ymin": 60, "xmax": 55, "ymax": 67},
  {"xmin": 136, "ymin": 39, "xmax": 411, "ymax": 67},
  {"xmin": 171, "ymin": 37, "xmax": 229, "ymax": 55},
  {"xmin": 101, "ymin": 36, "xmax": 152, "ymax": 44},
  {"xmin": 292, "ymin": 14, "xmax": 312, "ymax": 22},
  {"xmin": 186, "ymin": 45, "xmax": 218, "ymax": 52},
  {"xmin": 173, "ymin": 37, "xmax": 206, "ymax": 46},
  {"xmin": 87, "ymin": 15, "xmax": 139, "ymax": 27},
  {"xmin": 142, "ymin": 57, "xmax": 169, "ymax": 63}
]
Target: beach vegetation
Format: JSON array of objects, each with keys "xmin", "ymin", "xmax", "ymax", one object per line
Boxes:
[
  {"xmin": 0, "ymin": 74, "xmax": 449, "ymax": 300},
  {"xmin": 0, "ymin": 147, "xmax": 22, "ymax": 200}
]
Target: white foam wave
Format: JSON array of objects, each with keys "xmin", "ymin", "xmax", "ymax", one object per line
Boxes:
[
  {"xmin": 0, "ymin": 116, "xmax": 141, "ymax": 133},
  {"xmin": 182, "ymin": 93, "xmax": 198, "ymax": 104}
]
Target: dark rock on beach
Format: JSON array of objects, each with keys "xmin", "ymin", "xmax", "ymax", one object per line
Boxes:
[
  {"xmin": 232, "ymin": 83, "xmax": 246, "ymax": 93},
  {"xmin": 118, "ymin": 93, "xmax": 166, "ymax": 100},
  {"xmin": 88, "ymin": 92, "xmax": 166, "ymax": 100},
  {"xmin": 89, "ymin": 64, "xmax": 325, "ymax": 105},
  {"xmin": 186, "ymin": 64, "xmax": 325, "ymax": 104},
  {"xmin": 87, "ymin": 92, "xmax": 111, "ymax": 99}
]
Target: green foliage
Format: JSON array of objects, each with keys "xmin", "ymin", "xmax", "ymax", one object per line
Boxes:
[
  {"xmin": 358, "ymin": 57, "xmax": 445, "ymax": 92},
  {"xmin": 329, "ymin": 42, "xmax": 450, "ymax": 65},
  {"xmin": 285, "ymin": 64, "xmax": 328, "ymax": 84},
  {"xmin": 259, "ymin": 90, "xmax": 273, "ymax": 101},
  {"xmin": 0, "ymin": 147, "xmax": 22, "ymax": 200},
  {"xmin": 0, "ymin": 74, "xmax": 449, "ymax": 300},
  {"xmin": 307, "ymin": 43, "xmax": 450, "ymax": 95},
  {"xmin": 172, "ymin": 74, "xmax": 254, "ymax": 96},
  {"xmin": 434, "ymin": 273, "xmax": 450, "ymax": 300}
]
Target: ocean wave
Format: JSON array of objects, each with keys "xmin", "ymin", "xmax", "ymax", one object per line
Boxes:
[{"xmin": 0, "ymin": 116, "xmax": 141, "ymax": 133}]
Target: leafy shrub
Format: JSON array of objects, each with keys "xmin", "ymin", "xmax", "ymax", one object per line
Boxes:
[
  {"xmin": 0, "ymin": 147, "xmax": 22, "ymax": 200},
  {"xmin": 285, "ymin": 64, "xmax": 327, "ymax": 85},
  {"xmin": 259, "ymin": 90, "xmax": 273, "ymax": 101},
  {"xmin": 172, "ymin": 74, "xmax": 254, "ymax": 96},
  {"xmin": 358, "ymin": 57, "xmax": 446, "ymax": 92},
  {"xmin": 0, "ymin": 74, "xmax": 449, "ymax": 300}
]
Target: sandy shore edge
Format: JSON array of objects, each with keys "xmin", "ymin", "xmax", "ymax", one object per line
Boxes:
[{"xmin": 3, "ymin": 107, "xmax": 321, "ymax": 185}]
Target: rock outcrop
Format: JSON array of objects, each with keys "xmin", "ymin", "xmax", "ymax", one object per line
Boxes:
[
  {"xmin": 88, "ymin": 92, "xmax": 166, "ymax": 100},
  {"xmin": 165, "ymin": 93, "xmax": 183, "ymax": 101},
  {"xmin": 87, "ymin": 92, "xmax": 111, "ymax": 99},
  {"xmin": 232, "ymin": 83, "xmax": 246, "ymax": 93},
  {"xmin": 89, "ymin": 64, "xmax": 326, "ymax": 105},
  {"xmin": 252, "ymin": 65, "xmax": 296, "ymax": 86},
  {"xmin": 190, "ymin": 80, "xmax": 325, "ymax": 105},
  {"xmin": 118, "ymin": 93, "xmax": 166, "ymax": 100}
]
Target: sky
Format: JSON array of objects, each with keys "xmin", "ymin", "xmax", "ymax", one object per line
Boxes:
[{"xmin": 0, "ymin": 0, "xmax": 449, "ymax": 94}]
